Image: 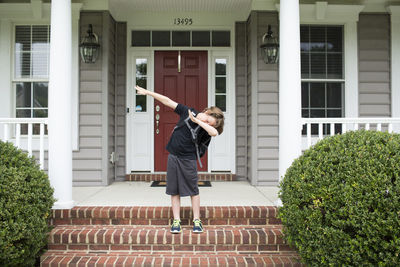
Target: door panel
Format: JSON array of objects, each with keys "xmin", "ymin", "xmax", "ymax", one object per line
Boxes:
[{"xmin": 154, "ymin": 51, "xmax": 208, "ymax": 171}]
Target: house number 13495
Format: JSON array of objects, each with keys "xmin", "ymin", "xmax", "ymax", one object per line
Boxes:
[{"xmin": 174, "ymin": 18, "xmax": 193, "ymax": 25}]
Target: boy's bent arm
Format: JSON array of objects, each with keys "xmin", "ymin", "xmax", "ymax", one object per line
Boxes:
[
  {"xmin": 188, "ymin": 111, "xmax": 218, "ymax": 137},
  {"xmin": 135, "ymin": 85, "xmax": 178, "ymax": 110}
]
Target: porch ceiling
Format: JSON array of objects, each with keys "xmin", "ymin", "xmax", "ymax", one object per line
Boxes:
[{"xmin": 109, "ymin": 0, "xmax": 252, "ymax": 12}]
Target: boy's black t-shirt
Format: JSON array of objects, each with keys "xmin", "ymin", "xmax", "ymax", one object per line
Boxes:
[{"xmin": 166, "ymin": 104, "xmax": 209, "ymax": 160}]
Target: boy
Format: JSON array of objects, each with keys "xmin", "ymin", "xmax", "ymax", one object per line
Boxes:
[{"xmin": 135, "ymin": 85, "xmax": 224, "ymax": 233}]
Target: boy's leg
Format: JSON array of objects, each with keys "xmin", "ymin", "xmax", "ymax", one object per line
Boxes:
[
  {"xmin": 171, "ymin": 195, "xmax": 181, "ymax": 219},
  {"xmin": 191, "ymin": 194, "xmax": 200, "ymax": 220}
]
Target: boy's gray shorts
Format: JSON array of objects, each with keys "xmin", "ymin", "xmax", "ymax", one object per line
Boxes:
[{"xmin": 166, "ymin": 154, "xmax": 199, "ymax": 197}]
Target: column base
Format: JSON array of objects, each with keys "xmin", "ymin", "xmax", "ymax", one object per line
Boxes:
[{"xmin": 52, "ymin": 200, "xmax": 75, "ymax": 209}]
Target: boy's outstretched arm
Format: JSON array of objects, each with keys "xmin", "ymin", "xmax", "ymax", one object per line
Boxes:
[{"xmin": 135, "ymin": 85, "xmax": 178, "ymax": 110}]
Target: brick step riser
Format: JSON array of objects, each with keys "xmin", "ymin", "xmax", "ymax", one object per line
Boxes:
[
  {"xmin": 51, "ymin": 217, "xmax": 281, "ymax": 226},
  {"xmin": 47, "ymin": 244, "xmax": 294, "ymax": 253},
  {"xmin": 50, "ymin": 206, "xmax": 281, "ymax": 226},
  {"xmin": 49, "ymin": 229, "xmax": 287, "ymax": 247},
  {"xmin": 41, "ymin": 254, "xmax": 303, "ymax": 267},
  {"xmin": 125, "ymin": 173, "xmax": 236, "ymax": 182}
]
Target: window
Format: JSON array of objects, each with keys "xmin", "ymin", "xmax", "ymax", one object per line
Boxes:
[
  {"xmin": 131, "ymin": 30, "xmax": 230, "ymax": 47},
  {"xmin": 14, "ymin": 25, "xmax": 50, "ymax": 134},
  {"xmin": 301, "ymin": 25, "xmax": 344, "ymax": 134},
  {"xmin": 135, "ymin": 58, "xmax": 148, "ymax": 112},
  {"xmin": 215, "ymin": 58, "xmax": 227, "ymax": 112}
]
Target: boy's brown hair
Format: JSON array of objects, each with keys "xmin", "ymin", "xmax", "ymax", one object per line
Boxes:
[{"xmin": 202, "ymin": 106, "xmax": 225, "ymax": 135}]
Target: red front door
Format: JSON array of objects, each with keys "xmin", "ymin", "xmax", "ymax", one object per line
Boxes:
[{"xmin": 154, "ymin": 51, "xmax": 208, "ymax": 171}]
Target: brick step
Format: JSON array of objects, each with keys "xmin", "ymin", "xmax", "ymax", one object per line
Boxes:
[
  {"xmin": 48, "ymin": 225, "xmax": 293, "ymax": 253},
  {"xmin": 125, "ymin": 173, "xmax": 236, "ymax": 182},
  {"xmin": 51, "ymin": 206, "xmax": 281, "ymax": 226},
  {"xmin": 41, "ymin": 251, "xmax": 303, "ymax": 266}
]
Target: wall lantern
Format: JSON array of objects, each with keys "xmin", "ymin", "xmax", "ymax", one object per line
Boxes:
[
  {"xmin": 79, "ymin": 24, "xmax": 100, "ymax": 63},
  {"xmin": 260, "ymin": 25, "xmax": 279, "ymax": 64}
]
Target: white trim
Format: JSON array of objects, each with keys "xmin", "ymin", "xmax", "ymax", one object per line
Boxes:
[{"xmin": 387, "ymin": 6, "xmax": 400, "ymax": 132}]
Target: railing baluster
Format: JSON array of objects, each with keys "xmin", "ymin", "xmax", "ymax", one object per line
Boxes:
[
  {"xmin": 40, "ymin": 123, "xmax": 44, "ymax": 170},
  {"xmin": 28, "ymin": 123, "xmax": 32, "ymax": 157},
  {"xmin": 15, "ymin": 123, "xmax": 21, "ymax": 147},
  {"xmin": 377, "ymin": 123, "xmax": 382, "ymax": 132},
  {"xmin": 318, "ymin": 123, "xmax": 323, "ymax": 140},
  {"xmin": 366, "ymin": 123, "xmax": 370, "ymax": 130},
  {"xmin": 343, "ymin": 123, "xmax": 347, "ymax": 133},
  {"xmin": 307, "ymin": 123, "xmax": 311, "ymax": 148},
  {"xmin": 330, "ymin": 123, "xmax": 334, "ymax": 136},
  {"xmin": 389, "ymin": 123, "xmax": 393, "ymax": 133},
  {"xmin": 354, "ymin": 123, "xmax": 359, "ymax": 130},
  {"xmin": 3, "ymin": 124, "xmax": 9, "ymax": 141}
]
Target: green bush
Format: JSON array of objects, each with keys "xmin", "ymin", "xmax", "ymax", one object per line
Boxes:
[
  {"xmin": 0, "ymin": 141, "xmax": 55, "ymax": 266},
  {"xmin": 278, "ymin": 130, "xmax": 400, "ymax": 266}
]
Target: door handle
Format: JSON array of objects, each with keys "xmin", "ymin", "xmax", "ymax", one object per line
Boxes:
[{"xmin": 155, "ymin": 113, "xmax": 160, "ymax": 134}]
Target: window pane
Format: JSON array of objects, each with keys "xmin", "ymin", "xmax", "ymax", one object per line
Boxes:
[
  {"xmin": 327, "ymin": 53, "xmax": 343, "ymax": 79},
  {"xmin": 302, "ymin": 109, "xmax": 309, "ymax": 118},
  {"xmin": 215, "ymin": 59, "xmax": 226, "ymax": 75},
  {"xmin": 192, "ymin": 31, "xmax": 210, "ymax": 46},
  {"xmin": 301, "ymin": 83, "xmax": 309, "ymax": 108},
  {"xmin": 32, "ymin": 51, "xmax": 48, "ymax": 77},
  {"xmin": 327, "ymin": 83, "xmax": 342, "ymax": 108},
  {"xmin": 212, "ymin": 31, "xmax": 230, "ymax": 47},
  {"xmin": 16, "ymin": 109, "xmax": 31, "ymax": 118},
  {"xmin": 131, "ymin": 31, "xmax": 150, "ymax": 47},
  {"xmin": 300, "ymin": 26, "xmax": 310, "ymax": 52},
  {"xmin": 15, "ymin": 52, "xmax": 31, "ymax": 78},
  {"xmin": 135, "ymin": 95, "xmax": 146, "ymax": 112},
  {"xmin": 16, "ymin": 82, "xmax": 31, "ymax": 108},
  {"xmin": 310, "ymin": 53, "xmax": 326, "ymax": 78},
  {"xmin": 310, "ymin": 26, "xmax": 325, "ymax": 52},
  {"xmin": 136, "ymin": 59, "xmax": 147, "ymax": 76},
  {"xmin": 15, "ymin": 26, "xmax": 31, "ymax": 52},
  {"xmin": 215, "ymin": 95, "xmax": 226, "ymax": 111},
  {"xmin": 327, "ymin": 26, "xmax": 342, "ymax": 52},
  {"xmin": 33, "ymin": 82, "xmax": 48, "ymax": 108},
  {"xmin": 136, "ymin": 77, "xmax": 147, "ymax": 89},
  {"xmin": 172, "ymin": 31, "xmax": 190, "ymax": 46},
  {"xmin": 215, "ymin": 77, "xmax": 226, "ymax": 94},
  {"xmin": 152, "ymin": 31, "xmax": 170, "ymax": 46},
  {"xmin": 301, "ymin": 53, "xmax": 309, "ymax": 78},
  {"xmin": 310, "ymin": 109, "xmax": 325, "ymax": 118},
  {"xmin": 33, "ymin": 109, "xmax": 48, "ymax": 117},
  {"xmin": 32, "ymin": 26, "xmax": 49, "ymax": 52},
  {"xmin": 310, "ymin": 83, "xmax": 325, "ymax": 108}
]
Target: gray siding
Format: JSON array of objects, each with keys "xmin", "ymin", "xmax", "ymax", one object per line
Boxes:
[
  {"xmin": 246, "ymin": 14, "xmax": 253, "ymax": 183},
  {"xmin": 107, "ymin": 14, "xmax": 116, "ymax": 184},
  {"xmin": 244, "ymin": 11, "xmax": 279, "ymax": 185},
  {"xmin": 74, "ymin": 12, "xmax": 105, "ymax": 185},
  {"xmin": 115, "ymin": 22, "xmax": 127, "ymax": 181},
  {"xmin": 256, "ymin": 12, "xmax": 279, "ymax": 185},
  {"xmin": 358, "ymin": 13, "xmax": 391, "ymax": 117},
  {"xmin": 235, "ymin": 22, "xmax": 247, "ymax": 180}
]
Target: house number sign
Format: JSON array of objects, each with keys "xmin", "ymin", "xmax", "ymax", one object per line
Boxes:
[{"xmin": 174, "ymin": 18, "xmax": 193, "ymax": 25}]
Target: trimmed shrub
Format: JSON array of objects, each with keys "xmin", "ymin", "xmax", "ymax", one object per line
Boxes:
[
  {"xmin": 278, "ymin": 130, "xmax": 400, "ymax": 266},
  {"xmin": 0, "ymin": 141, "xmax": 55, "ymax": 266}
]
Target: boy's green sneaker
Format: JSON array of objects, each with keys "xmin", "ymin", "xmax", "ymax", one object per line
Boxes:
[
  {"xmin": 170, "ymin": 219, "xmax": 182, "ymax": 233},
  {"xmin": 193, "ymin": 219, "xmax": 203, "ymax": 233}
]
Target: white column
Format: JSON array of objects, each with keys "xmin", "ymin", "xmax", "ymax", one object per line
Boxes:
[
  {"xmin": 48, "ymin": 0, "xmax": 74, "ymax": 209},
  {"xmin": 0, "ymin": 19, "xmax": 12, "ymax": 138},
  {"xmin": 278, "ymin": 1, "xmax": 302, "ymax": 180},
  {"xmin": 388, "ymin": 6, "xmax": 400, "ymax": 133},
  {"xmin": 344, "ymin": 21, "xmax": 359, "ymax": 118}
]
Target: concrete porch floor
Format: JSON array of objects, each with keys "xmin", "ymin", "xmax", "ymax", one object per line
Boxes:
[{"xmin": 72, "ymin": 181, "xmax": 280, "ymax": 206}]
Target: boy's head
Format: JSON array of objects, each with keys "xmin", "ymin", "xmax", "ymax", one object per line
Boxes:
[{"xmin": 198, "ymin": 106, "xmax": 225, "ymax": 135}]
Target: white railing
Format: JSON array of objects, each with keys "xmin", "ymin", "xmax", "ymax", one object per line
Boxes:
[
  {"xmin": 302, "ymin": 117, "xmax": 400, "ymax": 149},
  {"xmin": 0, "ymin": 118, "xmax": 48, "ymax": 169}
]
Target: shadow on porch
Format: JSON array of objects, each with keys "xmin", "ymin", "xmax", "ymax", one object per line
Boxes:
[{"xmin": 72, "ymin": 181, "xmax": 280, "ymax": 206}]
